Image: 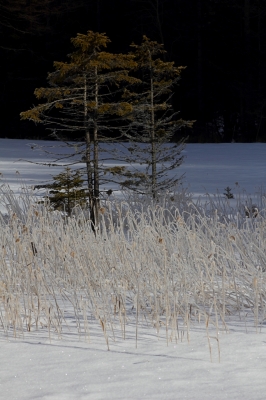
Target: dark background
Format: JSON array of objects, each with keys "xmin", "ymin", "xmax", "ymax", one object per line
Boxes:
[{"xmin": 1, "ymin": 0, "xmax": 266, "ymax": 142}]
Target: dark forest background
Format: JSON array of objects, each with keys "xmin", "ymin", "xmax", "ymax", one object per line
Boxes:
[{"xmin": 1, "ymin": 0, "xmax": 266, "ymax": 142}]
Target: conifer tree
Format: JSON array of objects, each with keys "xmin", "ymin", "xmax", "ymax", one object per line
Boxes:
[
  {"xmin": 20, "ymin": 31, "xmax": 136, "ymax": 230},
  {"xmin": 47, "ymin": 167, "xmax": 87, "ymax": 215},
  {"xmin": 122, "ymin": 36, "xmax": 194, "ymax": 198}
]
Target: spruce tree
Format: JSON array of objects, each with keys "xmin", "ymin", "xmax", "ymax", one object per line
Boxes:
[
  {"xmin": 20, "ymin": 31, "xmax": 136, "ymax": 230},
  {"xmin": 122, "ymin": 36, "xmax": 194, "ymax": 198},
  {"xmin": 47, "ymin": 167, "xmax": 87, "ymax": 215}
]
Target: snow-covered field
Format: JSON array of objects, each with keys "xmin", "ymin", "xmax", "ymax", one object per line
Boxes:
[
  {"xmin": 0, "ymin": 139, "xmax": 265, "ymax": 195},
  {"xmin": 0, "ymin": 139, "xmax": 266, "ymax": 400},
  {"xmin": 2, "ymin": 324, "xmax": 266, "ymax": 400}
]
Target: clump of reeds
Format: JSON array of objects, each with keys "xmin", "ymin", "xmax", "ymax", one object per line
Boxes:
[{"xmin": 0, "ymin": 183, "xmax": 266, "ymax": 362}]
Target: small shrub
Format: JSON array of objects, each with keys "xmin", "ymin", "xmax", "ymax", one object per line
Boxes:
[{"xmin": 223, "ymin": 186, "xmax": 234, "ymax": 199}]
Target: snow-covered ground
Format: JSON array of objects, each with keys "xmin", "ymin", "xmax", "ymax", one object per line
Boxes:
[
  {"xmin": 1, "ymin": 323, "xmax": 266, "ymax": 400},
  {"xmin": 0, "ymin": 139, "xmax": 266, "ymax": 400},
  {"xmin": 0, "ymin": 139, "xmax": 265, "ymax": 196}
]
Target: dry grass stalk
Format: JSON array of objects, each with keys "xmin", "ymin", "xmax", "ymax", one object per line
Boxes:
[{"xmin": 0, "ymin": 186, "xmax": 265, "ymax": 357}]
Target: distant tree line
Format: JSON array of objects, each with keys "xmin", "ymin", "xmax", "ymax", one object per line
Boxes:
[{"xmin": 1, "ymin": 0, "xmax": 266, "ymax": 142}]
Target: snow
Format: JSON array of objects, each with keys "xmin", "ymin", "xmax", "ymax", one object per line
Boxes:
[
  {"xmin": 1, "ymin": 139, "xmax": 266, "ymax": 399},
  {"xmin": 1, "ymin": 139, "xmax": 265, "ymax": 196},
  {"xmin": 1, "ymin": 324, "xmax": 266, "ymax": 399},
  {"xmin": 179, "ymin": 143, "xmax": 266, "ymax": 196}
]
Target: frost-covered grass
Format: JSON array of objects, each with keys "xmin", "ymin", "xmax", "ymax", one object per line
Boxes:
[
  {"xmin": 1, "ymin": 186, "xmax": 266, "ymax": 363},
  {"xmin": 1, "ymin": 140, "xmax": 266, "ymax": 398}
]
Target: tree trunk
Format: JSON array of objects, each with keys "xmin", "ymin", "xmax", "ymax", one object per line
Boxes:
[
  {"xmin": 84, "ymin": 75, "xmax": 94, "ymax": 226},
  {"xmin": 242, "ymin": 0, "xmax": 252, "ymax": 140},
  {"xmin": 149, "ymin": 52, "xmax": 157, "ymax": 199},
  {"xmin": 155, "ymin": 0, "xmax": 164, "ymax": 45},
  {"xmin": 197, "ymin": 0, "xmax": 204, "ymax": 116},
  {"xmin": 93, "ymin": 66, "xmax": 100, "ymax": 231}
]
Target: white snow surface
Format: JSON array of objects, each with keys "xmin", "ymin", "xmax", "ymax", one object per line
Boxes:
[
  {"xmin": 0, "ymin": 139, "xmax": 266, "ymax": 399},
  {"xmin": 0, "ymin": 139, "xmax": 266, "ymax": 195},
  {"xmin": 1, "ymin": 324, "xmax": 266, "ymax": 400}
]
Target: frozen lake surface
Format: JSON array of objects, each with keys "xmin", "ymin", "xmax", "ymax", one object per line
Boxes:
[{"xmin": 0, "ymin": 139, "xmax": 265, "ymax": 196}]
